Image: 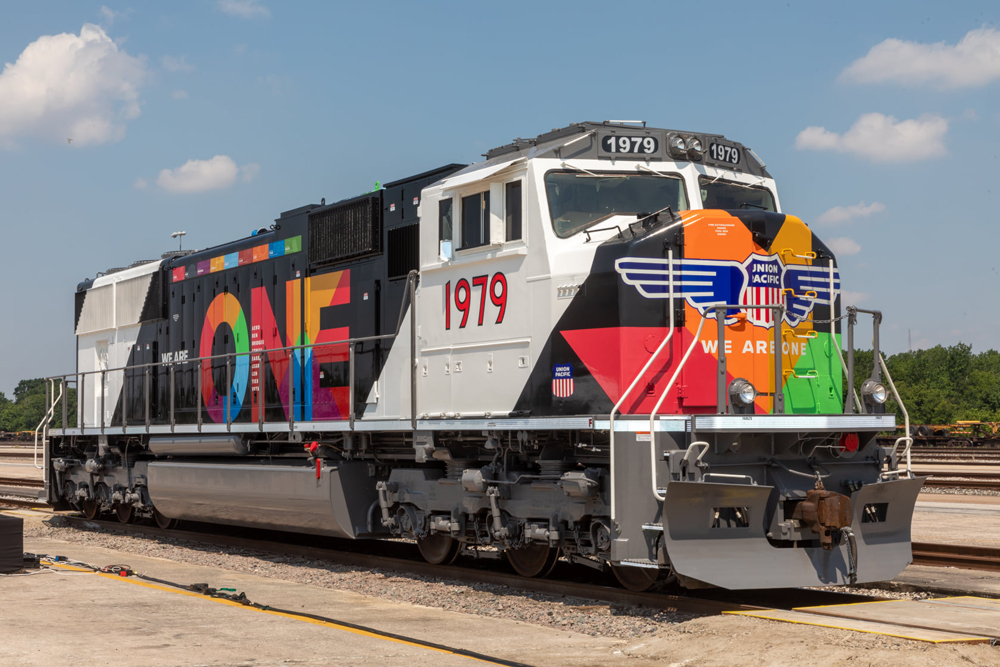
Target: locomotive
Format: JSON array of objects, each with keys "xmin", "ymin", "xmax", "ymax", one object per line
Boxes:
[{"xmin": 37, "ymin": 121, "xmax": 921, "ymax": 591}]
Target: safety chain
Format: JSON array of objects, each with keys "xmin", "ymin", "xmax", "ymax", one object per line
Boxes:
[{"xmin": 810, "ymin": 314, "xmax": 849, "ymax": 325}]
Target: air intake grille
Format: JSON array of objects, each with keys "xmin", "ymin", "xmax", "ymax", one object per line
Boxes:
[
  {"xmin": 387, "ymin": 224, "xmax": 420, "ymax": 280},
  {"xmin": 308, "ymin": 195, "xmax": 381, "ymax": 266}
]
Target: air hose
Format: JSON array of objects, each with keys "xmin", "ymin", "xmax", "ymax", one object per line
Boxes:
[{"xmin": 841, "ymin": 527, "xmax": 858, "ymax": 585}]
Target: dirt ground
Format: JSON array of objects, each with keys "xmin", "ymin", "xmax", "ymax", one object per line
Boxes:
[{"xmin": 4, "ymin": 510, "xmax": 999, "ymax": 667}]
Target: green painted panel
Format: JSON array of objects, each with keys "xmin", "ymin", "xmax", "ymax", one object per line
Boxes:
[{"xmin": 779, "ymin": 332, "xmax": 844, "ymax": 415}]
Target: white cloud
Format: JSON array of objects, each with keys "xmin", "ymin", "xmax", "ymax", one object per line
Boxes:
[
  {"xmin": 0, "ymin": 24, "xmax": 146, "ymax": 147},
  {"xmin": 132, "ymin": 177, "xmax": 148, "ymax": 190},
  {"xmin": 240, "ymin": 162, "xmax": 260, "ymax": 182},
  {"xmin": 827, "ymin": 237, "xmax": 862, "ymax": 256},
  {"xmin": 841, "ymin": 28, "xmax": 1000, "ymax": 89},
  {"xmin": 218, "ymin": 0, "xmax": 271, "ymax": 19},
  {"xmin": 171, "ymin": 89, "xmax": 188, "ymax": 100},
  {"xmin": 157, "ymin": 156, "xmax": 239, "ymax": 193},
  {"xmin": 841, "ymin": 290, "xmax": 869, "ymax": 305},
  {"xmin": 795, "ymin": 113, "xmax": 947, "ymax": 163},
  {"xmin": 161, "ymin": 55, "xmax": 193, "ymax": 72},
  {"xmin": 815, "ymin": 201, "xmax": 886, "ymax": 226},
  {"xmin": 98, "ymin": 6, "xmax": 130, "ymax": 27}
]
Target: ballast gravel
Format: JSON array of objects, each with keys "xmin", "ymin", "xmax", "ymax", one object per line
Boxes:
[
  {"xmin": 25, "ymin": 518, "xmax": 690, "ymax": 640},
  {"xmin": 920, "ymin": 486, "xmax": 1000, "ymax": 497}
]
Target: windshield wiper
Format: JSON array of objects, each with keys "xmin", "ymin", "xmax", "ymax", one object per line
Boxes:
[{"xmin": 560, "ymin": 162, "xmax": 626, "ymax": 179}]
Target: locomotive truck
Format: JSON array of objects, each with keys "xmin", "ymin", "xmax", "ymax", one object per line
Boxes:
[{"xmin": 36, "ymin": 121, "xmax": 920, "ymax": 590}]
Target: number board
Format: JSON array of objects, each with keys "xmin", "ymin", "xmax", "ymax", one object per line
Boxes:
[
  {"xmin": 601, "ymin": 135, "xmax": 659, "ymax": 155},
  {"xmin": 707, "ymin": 142, "xmax": 741, "ymax": 166}
]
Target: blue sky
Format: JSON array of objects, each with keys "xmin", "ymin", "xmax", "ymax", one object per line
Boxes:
[{"xmin": 1, "ymin": 0, "xmax": 998, "ymax": 394}]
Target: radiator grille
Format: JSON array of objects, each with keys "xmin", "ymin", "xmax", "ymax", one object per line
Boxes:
[
  {"xmin": 75, "ymin": 284, "xmax": 114, "ymax": 335},
  {"xmin": 308, "ymin": 195, "xmax": 381, "ymax": 266},
  {"xmin": 115, "ymin": 274, "xmax": 154, "ymax": 327}
]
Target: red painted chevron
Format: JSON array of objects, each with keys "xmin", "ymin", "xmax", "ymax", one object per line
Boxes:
[{"xmin": 560, "ymin": 327, "xmax": 724, "ymax": 414}]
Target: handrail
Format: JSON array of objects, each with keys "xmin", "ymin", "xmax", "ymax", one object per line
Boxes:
[
  {"xmin": 711, "ymin": 303, "xmax": 786, "ymax": 414},
  {"xmin": 828, "ymin": 259, "xmax": 861, "ymax": 412},
  {"xmin": 647, "ymin": 315, "xmax": 708, "ymax": 500},
  {"xmin": 844, "ymin": 305, "xmax": 883, "ymax": 415},
  {"xmin": 784, "ymin": 369, "xmax": 818, "ymax": 380},
  {"xmin": 609, "ymin": 248, "xmax": 676, "ymax": 518},
  {"xmin": 43, "ymin": 271, "xmax": 420, "ymax": 433},
  {"xmin": 879, "ymin": 353, "xmax": 913, "ymax": 478},
  {"xmin": 33, "ymin": 378, "xmax": 62, "ymax": 488}
]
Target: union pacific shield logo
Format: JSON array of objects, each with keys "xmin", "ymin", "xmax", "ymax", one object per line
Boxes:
[
  {"xmin": 552, "ymin": 364, "xmax": 574, "ymax": 398},
  {"xmin": 740, "ymin": 254, "xmax": 783, "ymax": 328}
]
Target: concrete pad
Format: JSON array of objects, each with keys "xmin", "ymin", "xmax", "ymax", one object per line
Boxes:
[
  {"xmin": 798, "ymin": 598, "xmax": 1000, "ymax": 639},
  {"xmin": 895, "ymin": 564, "xmax": 1000, "ymax": 597},
  {"xmin": 927, "ymin": 597, "xmax": 1000, "ymax": 612},
  {"xmin": 0, "ymin": 464, "xmax": 44, "ymax": 481},
  {"xmin": 920, "ymin": 493, "xmax": 1000, "ymax": 506},
  {"xmin": 913, "ymin": 497, "xmax": 1000, "ymax": 548},
  {"xmin": 5, "ymin": 537, "xmax": 626, "ymax": 667},
  {"xmin": 726, "ymin": 608, "xmax": 990, "ymax": 644}
]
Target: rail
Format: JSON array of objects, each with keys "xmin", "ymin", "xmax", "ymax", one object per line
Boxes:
[{"xmin": 40, "ymin": 271, "xmax": 420, "ymax": 440}]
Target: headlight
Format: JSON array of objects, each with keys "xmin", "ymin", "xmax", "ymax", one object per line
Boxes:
[
  {"xmin": 861, "ymin": 379, "xmax": 888, "ymax": 405},
  {"xmin": 729, "ymin": 378, "xmax": 757, "ymax": 406},
  {"xmin": 668, "ymin": 134, "xmax": 686, "ymax": 156},
  {"xmin": 686, "ymin": 136, "xmax": 705, "ymax": 159}
]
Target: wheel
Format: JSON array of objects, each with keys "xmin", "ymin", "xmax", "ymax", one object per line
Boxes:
[
  {"xmin": 416, "ymin": 533, "xmax": 461, "ymax": 565},
  {"xmin": 507, "ymin": 544, "xmax": 560, "ymax": 578},
  {"xmin": 80, "ymin": 498, "xmax": 100, "ymax": 521},
  {"xmin": 612, "ymin": 564, "xmax": 661, "ymax": 592},
  {"xmin": 114, "ymin": 503, "xmax": 133, "ymax": 524},
  {"xmin": 152, "ymin": 507, "xmax": 177, "ymax": 530}
]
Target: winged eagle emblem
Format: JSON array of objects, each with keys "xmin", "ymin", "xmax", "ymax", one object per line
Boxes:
[{"xmin": 614, "ymin": 255, "xmax": 840, "ymax": 328}]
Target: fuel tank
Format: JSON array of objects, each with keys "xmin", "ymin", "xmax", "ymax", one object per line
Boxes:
[{"xmin": 147, "ymin": 460, "xmax": 380, "ymax": 538}]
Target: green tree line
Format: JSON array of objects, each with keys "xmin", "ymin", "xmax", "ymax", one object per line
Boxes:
[
  {"xmin": 849, "ymin": 343, "xmax": 1000, "ymax": 425},
  {"xmin": 0, "ymin": 379, "xmax": 76, "ymax": 432}
]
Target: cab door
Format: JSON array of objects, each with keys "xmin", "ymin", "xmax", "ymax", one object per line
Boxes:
[{"xmin": 417, "ymin": 174, "xmax": 530, "ymax": 417}]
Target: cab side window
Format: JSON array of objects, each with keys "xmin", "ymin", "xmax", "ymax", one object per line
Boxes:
[
  {"xmin": 505, "ymin": 181, "xmax": 522, "ymax": 241},
  {"xmin": 461, "ymin": 191, "xmax": 490, "ymax": 249},
  {"xmin": 439, "ymin": 198, "xmax": 453, "ymax": 258}
]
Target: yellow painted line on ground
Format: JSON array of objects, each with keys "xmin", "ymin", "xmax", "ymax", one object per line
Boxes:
[
  {"xmin": 724, "ymin": 610, "xmax": 990, "ymax": 644},
  {"xmin": 790, "ymin": 599, "xmax": 898, "ymax": 610},
  {"xmin": 43, "ymin": 561, "xmax": 512, "ymax": 665}
]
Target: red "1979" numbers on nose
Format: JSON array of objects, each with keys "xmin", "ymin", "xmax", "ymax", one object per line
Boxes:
[{"xmin": 445, "ymin": 273, "xmax": 507, "ymax": 329}]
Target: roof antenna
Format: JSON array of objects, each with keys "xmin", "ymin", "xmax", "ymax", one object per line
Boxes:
[{"xmin": 170, "ymin": 231, "xmax": 187, "ymax": 251}]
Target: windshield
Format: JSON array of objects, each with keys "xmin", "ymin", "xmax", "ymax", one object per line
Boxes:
[
  {"xmin": 699, "ymin": 177, "xmax": 776, "ymax": 212},
  {"xmin": 545, "ymin": 171, "xmax": 688, "ymax": 238}
]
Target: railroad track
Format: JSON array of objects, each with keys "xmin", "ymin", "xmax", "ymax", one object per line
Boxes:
[
  {"xmin": 51, "ymin": 515, "xmax": 882, "ymax": 614},
  {"xmin": 0, "ymin": 477, "xmax": 43, "ymax": 489},
  {"xmin": 0, "ymin": 452, "xmax": 35, "ymax": 460},
  {"xmin": 0, "ymin": 496, "xmax": 48, "ymax": 509},
  {"xmin": 911, "ymin": 542, "xmax": 1000, "ymax": 573},
  {"xmin": 923, "ymin": 479, "xmax": 1000, "ymax": 490}
]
